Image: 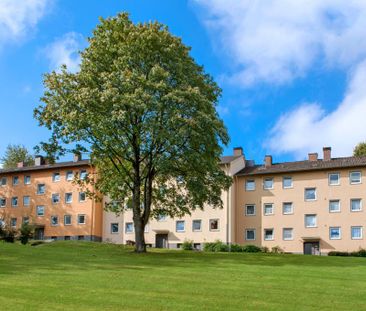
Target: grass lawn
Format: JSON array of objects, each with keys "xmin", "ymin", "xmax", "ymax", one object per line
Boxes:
[{"xmin": 0, "ymin": 242, "xmax": 366, "ymax": 310}]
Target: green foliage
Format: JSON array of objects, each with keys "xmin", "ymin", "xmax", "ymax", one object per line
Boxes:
[
  {"xmin": 261, "ymin": 246, "xmax": 270, "ymax": 253},
  {"xmin": 328, "ymin": 251, "xmax": 350, "ymax": 257},
  {"xmin": 19, "ymin": 223, "xmax": 34, "ymax": 245},
  {"xmin": 354, "ymin": 142, "xmax": 366, "ymax": 157},
  {"xmin": 242, "ymin": 245, "xmax": 262, "ymax": 253},
  {"xmin": 181, "ymin": 239, "xmax": 193, "ymax": 251},
  {"xmin": 203, "ymin": 241, "xmax": 229, "ymax": 252},
  {"xmin": 271, "ymin": 246, "xmax": 284, "ymax": 254},
  {"xmin": 0, "ymin": 144, "xmax": 34, "ymax": 169},
  {"xmin": 34, "ymin": 13, "xmax": 231, "ymax": 252},
  {"xmin": 329, "ymin": 249, "xmax": 366, "ymax": 257},
  {"xmin": 204, "ymin": 242, "xmax": 262, "ymax": 253},
  {"xmin": 229, "ymin": 243, "xmax": 243, "ymax": 252}
]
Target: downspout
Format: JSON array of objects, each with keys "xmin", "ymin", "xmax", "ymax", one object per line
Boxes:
[{"xmin": 226, "ymin": 163, "xmax": 230, "ymax": 246}]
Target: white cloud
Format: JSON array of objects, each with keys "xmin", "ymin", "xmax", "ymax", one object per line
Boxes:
[
  {"xmin": 267, "ymin": 60, "xmax": 366, "ymax": 158},
  {"xmin": 0, "ymin": 0, "xmax": 50, "ymax": 48},
  {"xmin": 44, "ymin": 32, "xmax": 85, "ymax": 72},
  {"xmin": 194, "ymin": 0, "xmax": 366, "ymax": 86}
]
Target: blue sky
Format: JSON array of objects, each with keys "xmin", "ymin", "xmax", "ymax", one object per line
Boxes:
[{"xmin": 1, "ymin": 0, "xmax": 366, "ymax": 164}]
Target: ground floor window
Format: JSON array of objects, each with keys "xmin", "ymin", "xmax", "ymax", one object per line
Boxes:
[
  {"xmin": 264, "ymin": 229, "xmax": 274, "ymax": 240},
  {"xmin": 111, "ymin": 223, "xmax": 119, "ymax": 234},
  {"xmin": 51, "ymin": 216, "xmax": 58, "ymax": 226},
  {"xmin": 329, "ymin": 227, "xmax": 341, "ymax": 240},
  {"xmin": 209, "ymin": 219, "xmax": 219, "ymax": 231},
  {"xmin": 176, "ymin": 220, "xmax": 185, "ymax": 232},
  {"xmin": 245, "ymin": 229, "xmax": 255, "ymax": 241},
  {"xmin": 10, "ymin": 218, "xmax": 17, "ymax": 228},
  {"xmin": 125, "ymin": 222, "xmax": 134, "ymax": 233},
  {"xmin": 64, "ymin": 215, "xmax": 72, "ymax": 225},
  {"xmin": 78, "ymin": 214, "xmax": 86, "ymax": 225},
  {"xmin": 192, "ymin": 219, "xmax": 202, "ymax": 232},
  {"xmin": 283, "ymin": 228, "xmax": 293, "ymax": 240},
  {"xmin": 351, "ymin": 226, "xmax": 363, "ymax": 239}
]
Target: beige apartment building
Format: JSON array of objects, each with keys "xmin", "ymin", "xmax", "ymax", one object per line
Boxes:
[{"xmin": 103, "ymin": 147, "xmax": 366, "ymax": 254}]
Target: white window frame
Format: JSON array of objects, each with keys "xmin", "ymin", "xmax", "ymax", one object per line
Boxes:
[
  {"xmin": 80, "ymin": 170, "xmax": 88, "ymax": 180},
  {"xmin": 0, "ymin": 198, "xmax": 6, "ymax": 207},
  {"xmin": 176, "ymin": 220, "xmax": 185, "ymax": 233},
  {"xmin": 65, "ymin": 193, "xmax": 73, "ymax": 204},
  {"xmin": 351, "ymin": 226, "xmax": 363, "ymax": 240},
  {"xmin": 157, "ymin": 214, "xmax": 167, "ymax": 222},
  {"xmin": 264, "ymin": 228, "xmax": 274, "ymax": 241},
  {"xmin": 79, "ymin": 192, "xmax": 86, "ymax": 202},
  {"xmin": 110, "ymin": 223, "xmax": 119, "ymax": 234},
  {"xmin": 36, "ymin": 205, "xmax": 45, "ymax": 216},
  {"xmin": 51, "ymin": 215, "xmax": 59, "ymax": 226},
  {"xmin": 52, "ymin": 193, "xmax": 60, "ymax": 204},
  {"xmin": 10, "ymin": 218, "xmax": 17, "ymax": 228},
  {"xmin": 24, "ymin": 175, "xmax": 31, "ymax": 185},
  {"xmin": 77, "ymin": 214, "xmax": 86, "ymax": 225},
  {"xmin": 305, "ymin": 214, "xmax": 317, "ymax": 228},
  {"xmin": 23, "ymin": 196, "xmax": 30, "ymax": 206},
  {"xmin": 192, "ymin": 219, "xmax": 202, "ymax": 232},
  {"xmin": 11, "ymin": 197, "xmax": 18, "ymax": 207},
  {"xmin": 283, "ymin": 228, "xmax": 293, "ymax": 241},
  {"xmin": 37, "ymin": 184, "xmax": 45, "ymax": 195},
  {"xmin": 328, "ymin": 173, "xmax": 340, "ymax": 186},
  {"xmin": 245, "ymin": 229, "xmax": 256, "ymax": 241},
  {"xmin": 245, "ymin": 204, "xmax": 256, "ymax": 216},
  {"xmin": 125, "ymin": 222, "xmax": 134, "ymax": 233},
  {"xmin": 245, "ymin": 179, "xmax": 255, "ymax": 191},
  {"xmin": 23, "ymin": 217, "xmax": 29, "ymax": 224},
  {"xmin": 64, "ymin": 215, "xmax": 72, "ymax": 225},
  {"xmin": 13, "ymin": 176, "xmax": 19, "ymax": 186},
  {"xmin": 329, "ymin": 200, "xmax": 341, "ymax": 213},
  {"xmin": 263, "ymin": 178, "xmax": 274, "ymax": 190},
  {"xmin": 66, "ymin": 171, "xmax": 74, "ymax": 181},
  {"xmin": 350, "ymin": 171, "xmax": 361, "ymax": 184},
  {"xmin": 52, "ymin": 172, "xmax": 61, "ymax": 182},
  {"xmin": 350, "ymin": 198, "xmax": 362, "ymax": 212},
  {"xmin": 304, "ymin": 188, "xmax": 317, "ymax": 201},
  {"xmin": 282, "ymin": 177, "xmax": 293, "ymax": 189},
  {"xmin": 263, "ymin": 203, "xmax": 274, "ymax": 216},
  {"xmin": 282, "ymin": 202, "xmax": 293, "ymax": 215},
  {"xmin": 209, "ymin": 219, "xmax": 219, "ymax": 231},
  {"xmin": 329, "ymin": 227, "xmax": 341, "ymax": 240}
]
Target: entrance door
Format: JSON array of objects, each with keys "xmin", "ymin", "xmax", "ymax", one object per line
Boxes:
[
  {"xmin": 304, "ymin": 242, "xmax": 320, "ymax": 255},
  {"xmin": 155, "ymin": 234, "xmax": 168, "ymax": 248},
  {"xmin": 34, "ymin": 228, "xmax": 44, "ymax": 240}
]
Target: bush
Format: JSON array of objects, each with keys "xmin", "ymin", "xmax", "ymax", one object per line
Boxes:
[
  {"xmin": 261, "ymin": 246, "xmax": 270, "ymax": 253},
  {"xmin": 328, "ymin": 251, "xmax": 350, "ymax": 256},
  {"xmin": 203, "ymin": 240, "xmax": 229, "ymax": 252},
  {"xmin": 242, "ymin": 245, "xmax": 262, "ymax": 253},
  {"xmin": 229, "ymin": 244, "xmax": 243, "ymax": 252},
  {"xmin": 0, "ymin": 226, "xmax": 17, "ymax": 243},
  {"xmin": 330, "ymin": 249, "xmax": 366, "ymax": 257},
  {"xmin": 19, "ymin": 223, "xmax": 34, "ymax": 245},
  {"xmin": 356, "ymin": 248, "xmax": 366, "ymax": 257},
  {"xmin": 182, "ymin": 239, "xmax": 193, "ymax": 250},
  {"xmin": 271, "ymin": 246, "xmax": 284, "ymax": 254},
  {"xmin": 31, "ymin": 241, "xmax": 45, "ymax": 246}
]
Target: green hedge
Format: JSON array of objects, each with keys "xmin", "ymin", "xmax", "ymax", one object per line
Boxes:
[
  {"xmin": 328, "ymin": 249, "xmax": 366, "ymax": 257},
  {"xmin": 203, "ymin": 241, "xmax": 262, "ymax": 253}
]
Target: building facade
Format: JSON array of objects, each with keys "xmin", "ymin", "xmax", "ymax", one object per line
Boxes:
[{"xmin": 2, "ymin": 147, "xmax": 366, "ymax": 254}]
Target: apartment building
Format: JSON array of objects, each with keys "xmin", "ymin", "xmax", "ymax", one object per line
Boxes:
[{"xmin": 0, "ymin": 155, "xmax": 103, "ymax": 241}]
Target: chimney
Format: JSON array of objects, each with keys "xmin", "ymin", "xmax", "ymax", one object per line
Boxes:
[
  {"xmin": 34, "ymin": 155, "xmax": 45, "ymax": 166},
  {"xmin": 17, "ymin": 162, "xmax": 24, "ymax": 168},
  {"xmin": 308, "ymin": 153, "xmax": 318, "ymax": 162},
  {"xmin": 233, "ymin": 147, "xmax": 243, "ymax": 156},
  {"xmin": 264, "ymin": 155, "xmax": 272, "ymax": 168},
  {"xmin": 323, "ymin": 147, "xmax": 331, "ymax": 161},
  {"xmin": 73, "ymin": 153, "xmax": 82, "ymax": 162}
]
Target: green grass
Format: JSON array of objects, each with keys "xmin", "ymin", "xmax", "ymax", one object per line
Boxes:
[{"xmin": 1, "ymin": 242, "xmax": 366, "ymax": 310}]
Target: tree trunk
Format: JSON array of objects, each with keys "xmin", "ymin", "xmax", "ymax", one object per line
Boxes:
[{"xmin": 134, "ymin": 217, "xmax": 146, "ymax": 253}]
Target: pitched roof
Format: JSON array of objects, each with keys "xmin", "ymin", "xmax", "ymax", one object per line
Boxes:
[
  {"xmin": 0, "ymin": 160, "xmax": 91, "ymax": 174},
  {"xmin": 236, "ymin": 156, "xmax": 366, "ymax": 176},
  {"xmin": 220, "ymin": 155, "xmax": 241, "ymax": 164}
]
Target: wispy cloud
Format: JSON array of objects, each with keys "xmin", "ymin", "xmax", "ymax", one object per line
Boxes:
[
  {"xmin": 44, "ymin": 32, "xmax": 85, "ymax": 72},
  {"xmin": 0, "ymin": 0, "xmax": 50, "ymax": 48}
]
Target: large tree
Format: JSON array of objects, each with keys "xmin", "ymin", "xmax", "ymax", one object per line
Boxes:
[
  {"xmin": 34, "ymin": 13, "xmax": 232, "ymax": 252},
  {"xmin": 1, "ymin": 144, "xmax": 34, "ymax": 169},
  {"xmin": 354, "ymin": 142, "xmax": 366, "ymax": 157}
]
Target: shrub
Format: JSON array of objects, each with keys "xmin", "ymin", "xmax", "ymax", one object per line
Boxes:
[
  {"xmin": 328, "ymin": 251, "xmax": 349, "ymax": 256},
  {"xmin": 261, "ymin": 246, "xmax": 270, "ymax": 253},
  {"xmin": 242, "ymin": 245, "xmax": 262, "ymax": 253},
  {"xmin": 357, "ymin": 248, "xmax": 366, "ymax": 257},
  {"xmin": 31, "ymin": 241, "xmax": 45, "ymax": 246},
  {"xmin": 229, "ymin": 244, "xmax": 243, "ymax": 252},
  {"xmin": 203, "ymin": 240, "xmax": 229, "ymax": 252},
  {"xmin": 182, "ymin": 239, "xmax": 193, "ymax": 250},
  {"xmin": 271, "ymin": 246, "xmax": 284, "ymax": 254},
  {"xmin": 19, "ymin": 223, "xmax": 34, "ymax": 245},
  {"xmin": 331, "ymin": 249, "xmax": 366, "ymax": 257}
]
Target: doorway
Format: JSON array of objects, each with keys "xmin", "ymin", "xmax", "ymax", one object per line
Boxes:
[
  {"xmin": 34, "ymin": 228, "xmax": 44, "ymax": 240},
  {"xmin": 303, "ymin": 242, "xmax": 320, "ymax": 255},
  {"xmin": 155, "ymin": 234, "xmax": 168, "ymax": 248}
]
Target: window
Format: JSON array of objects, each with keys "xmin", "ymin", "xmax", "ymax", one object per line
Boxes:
[
  {"xmin": 23, "ymin": 217, "xmax": 29, "ymax": 224},
  {"xmin": 157, "ymin": 214, "xmax": 167, "ymax": 221},
  {"xmin": 37, "ymin": 184, "xmax": 45, "ymax": 195},
  {"xmin": 125, "ymin": 222, "xmax": 134, "ymax": 233},
  {"xmin": 111, "ymin": 223, "xmax": 119, "ymax": 234},
  {"xmin": 245, "ymin": 180, "xmax": 255, "ymax": 191},
  {"xmin": 65, "ymin": 236, "xmax": 71, "ymax": 240},
  {"xmin": 51, "ymin": 216, "xmax": 58, "ymax": 226},
  {"xmin": 0, "ymin": 198, "xmax": 6, "ymax": 207},
  {"xmin": 64, "ymin": 215, "xmax": 72, "ymax": 225},
  {"xmin": 176, "ymin": 220, "xmax": 185, "ymax": 232},
  {"xmin": 329, "ymin": 200, "xmax": 340, "ymax": 213},
  {"xmin": 24, "ymin": 175, "xmax": 31, "ymax": 185},
  {"xmin": 52, "ymin": 172, "xmax": 60, "ymax": 182},
  {"xmin": 78, "ymin": 214, "xmax": 86, "ymax": 224},
  {"xmin": 351, "ymin": 226, "xmax": 363, "ymax": 240},
  {"xmin": 36, "ymin": 205, "xmax": 45, "ymax": 216},
  {"xmin": 283, "ymin": 177, "xmax": 293, "ymax": 188},
  {"xmin": 52, "ymin": 193, "xmax": 60, "ymax": 204},
  {"xmin": 13, "ymin": 176, "xmax": 19, "ymax": 186},
  {"xmin": 329, "ymin": 227, "xmax": 341, "ymax": 240},
  {"xmin": 1, "ymin": 177, "xmax": 7, "ymax": 186},
  {"xmin": 263, "ymin": 178, "xmax": 274, "ymax": 190},
  {"xmin": 65, "ymin": 193, "xmax": 73, "ymax": 204},
  {"xmin": 10, "ymin": 218, "xmax": 17, "ymax": 228},
  {"xmin": 245, "ymin": 229, "xmax": 256, "ymax": 241},
  {"xmin": 79, "ymin": 192, "xmax": 86, "ymax": 202},
  {"xmin": 80, "ymin": 170, "xmax": 87, "ymax": 180},
  {"xmin": 192, "ymin": 220, "xmax": 202, "ymax": 232},
  {"xmin": 23, "ymin": 196, "xmax": 30, "ymax": 206},
  {"xmin": 66, "ymin": 171, "xmax": 74, "ymax": 181},
  {"xmin": 264, "ymin": 229, "xmax": 274, "ymax": 240},
  {"xmin": 245, "ymin": 204, "xmax": 256, "ymax": 216},
  {"xmin": 351, "ymin": 199, "xmax": 362, "ymax": 212},
  {"xmin": 350, "ymin": 171, "xmax": 361, "ymax": 184},
  {"xmin": 11, "ymin": 197, "xmax": 18, "ymax": 207},
  {"xmin": 282, "ymin": 202, "xmax": 293, "ymax": 215},
  {"xmin": 305, "ymin": 214, "xmax": 317, "ymax": 228},
  {"xmin": 283, "ymin": 228, "xmax": 293, "ymax": 240},
  {"xmin": 78, "ymin": 236, "xmax": 85, "ymax": 240},
  {"xmin": 304, "ymin": 188, "xmax": 316, "ymax": 201},
  {"xmin": 264, "ymin": 203, "xmax": 274, "ymax": 215},
  {"xmin": 329, "ymin": 173, "xmax": 340, "ymax": 186},
  {"xmin": 209, "ymin": 219, "xmax": 219, "ymax": 231}
]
